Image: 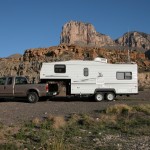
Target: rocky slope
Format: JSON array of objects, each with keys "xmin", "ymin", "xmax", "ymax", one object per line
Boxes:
[
  {"xmin": 0, "ymin": 44, "xmax": 150, "ymax": 88},
  {"xmin": 7, "ymin": 53, "xmax": 22, "ymax": 59},
  {"xmin": 115, "ymin": 31, "xmax": 150, "ymax": 51}
]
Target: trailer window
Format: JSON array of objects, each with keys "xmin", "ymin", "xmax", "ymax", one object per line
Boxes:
[
  {"xmin": 54, "ymin": 65, "xmax": 66, "ymax": 73},
  {"xmin": 7, "ymin": 77, "xmax": 13, "ymax": 85},
  {"xmin": 15, "ymin": 77, "xmax": 28, "ymax": 85},
  {"xmin": 116, "ymin": 72, "xmax": 132, "ymax": 80},
  {"xmin": 84, "ymin": 68, "xmax": 89, "ymax": 76},
  {"xmin": 0, "ymin": 77, "xmax": 6, "ymax": 85}
]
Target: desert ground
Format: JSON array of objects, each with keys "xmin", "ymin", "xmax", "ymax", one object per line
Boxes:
[{"xmin": 0, "ymin": 89, "xmax": 149, "ymax": 125}]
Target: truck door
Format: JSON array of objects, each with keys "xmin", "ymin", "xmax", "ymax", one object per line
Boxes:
[
  {"xmin": 0, "ymin": 77, "xmax": 7, "ymax": 96},
  {"xmin": 14, "ymin": 77, "xmax": 27, "ymax": 97},
  {"xmin": 3, "ymin": 77, "xmax": 14, "ymax": 96}
]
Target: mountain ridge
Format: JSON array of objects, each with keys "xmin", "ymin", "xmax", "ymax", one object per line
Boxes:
[{"xmin": 60, "ymin": 21, "xmax": 150, "ymax": 53}]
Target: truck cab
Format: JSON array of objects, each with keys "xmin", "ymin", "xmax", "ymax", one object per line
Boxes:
[
  {"xmin": 0, "ymin": 76, "xmax": 59, "ymax": 103},
  {"xmin": 0, "ymin": 76, "xmax": 28, "ymax": 97}
]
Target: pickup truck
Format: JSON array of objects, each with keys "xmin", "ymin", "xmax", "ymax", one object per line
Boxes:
[{"xmin": 0, "ymin": 76, "xmax": 58, "ymax": 103}]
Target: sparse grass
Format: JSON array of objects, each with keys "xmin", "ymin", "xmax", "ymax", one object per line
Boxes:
[
  {"xmin": 134, "ymin": 104, "xmax": 150, "ymax": 115},
  {"xmin": 14, "ymin": 128, "xmax": 27, "ymax": 140},
  {"xmin": 0, "ymin": 104, "xmax": 149, "ymax": 149},
  {"xmin": 105, "ymin": 104, "xmax": 133, "ymax": 116},
  {"xmin": 0, "ymin": 143, "xmax": 18, "ymax": 150}
]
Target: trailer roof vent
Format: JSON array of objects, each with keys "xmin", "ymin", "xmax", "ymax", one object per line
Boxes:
[{"xmin": 94, "ymin": 57, "xmax": 107, "ymax": 63}]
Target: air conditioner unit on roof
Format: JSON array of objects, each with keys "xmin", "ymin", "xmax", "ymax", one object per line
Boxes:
[{"xmin": 94, "ymin": 57, "xmax": 107, "ymax": 63}]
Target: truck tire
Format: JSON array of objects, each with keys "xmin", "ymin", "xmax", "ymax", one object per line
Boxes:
[
  {"xmin": 95, "ymin": 92, "xmax": 104, "ymax": 102},
  {"xmin": 27, "ymin": 92, "xmax": 39, "ymax": 103},
  {"xmin": 106, "ymin": 92, "xmax": 115, "ymax": 101}
]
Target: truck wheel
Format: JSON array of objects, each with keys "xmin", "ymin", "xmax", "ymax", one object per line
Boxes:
[
  {"xmin": 27, "ymin": 92, "xmax": 39, "ymax": 103},
  {"xmin": 95, "ymin": 93, "xmax": 104, "ymax": 102},
  {"xmin": 106, "ymin": 92, "xmax": 115, "ymax": 101}
]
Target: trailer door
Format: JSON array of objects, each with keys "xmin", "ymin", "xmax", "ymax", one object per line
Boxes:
[{"xmin": 96, "ymin": 72, "xmax": 105, "ymax": 87}]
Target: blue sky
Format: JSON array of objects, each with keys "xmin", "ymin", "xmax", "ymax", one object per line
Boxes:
[{"xmin": 0, "ymin": 0, "xmax": 150, "ymax": 57}]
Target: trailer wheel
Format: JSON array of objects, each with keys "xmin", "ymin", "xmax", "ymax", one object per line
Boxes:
[
  {"xmin": 106, "ymin": 92, "xmax": 115, "ymax": 101},
  {"xmin": 27, "ymin": 92, "xmax": 39, "ymax": 103},
  {"xmin": 95, "ymin": 93, "xmax": 104, "ymax": 102}
]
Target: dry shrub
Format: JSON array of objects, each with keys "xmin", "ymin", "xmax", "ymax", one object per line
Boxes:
[
  {"xmin": 99, "ymin": 114, "xmax": 117, "ymax": 124},
  {"xmin": 53, "ymin": 116, "xmax": 66, "ymax": 129},
  {"xmin": 134, "ymin": 104, "xmax": 150, "ymax": 115},
  {"xmin": 47, "ymin": 114, "xmax": 54, "ymax": 121},
  {"xmin": 68, "ymin": 114, "xmax": 81, "ymax": 125},
  {"xmin": 0, "ymin": 126, "xmax": 19, "ymax": 143},
  {"xmin": 105, "ymin": 104, "xmax": 133, "ymax": 116},
  {"xmin": 32, "ymin": 117, "xmax": 41, "ymax": 125},
  {"xmin": 47, "ymin": 115, "xmax": 66, "ymax": 129},
  {"xmin": 0, "ymin": 130, "xmax": 5, "ymax": 141}
]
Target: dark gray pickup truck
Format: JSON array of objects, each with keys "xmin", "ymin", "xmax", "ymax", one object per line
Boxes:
[{"xmin": 0, "ymin": 76, "xmax": 58, "ymax": 103}]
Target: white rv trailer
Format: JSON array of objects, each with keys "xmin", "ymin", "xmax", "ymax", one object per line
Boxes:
[{"xmin": 40, "ymin": 57, "xmax": 138, "ymax": 101}]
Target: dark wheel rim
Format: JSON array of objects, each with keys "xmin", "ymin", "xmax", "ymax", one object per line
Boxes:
[{"xmin": 28, "ymin": 94, "xmax": 36, "ymax": 102}]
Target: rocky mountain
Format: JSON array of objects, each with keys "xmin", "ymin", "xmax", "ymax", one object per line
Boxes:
[
  {"xmin": 115, "ymin": 31, "xmax": 150, "ymax": 51},
  {"xmin": 60, "ymin": 21, "xmax": 150, "ymax": 55},
  {"xmin": 60, "ymin": 21, "xmax": 115, "ymax": 47},
  {"xmin": 7, "ymin": 53, "xmax": 22, "ymax": 59}
]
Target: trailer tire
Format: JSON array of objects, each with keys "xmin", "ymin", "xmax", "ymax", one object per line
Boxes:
[
  {"xmin": 27, "ymin": 92, "xmax": 39, "ymax": 103},
  {"xmin": 95, "ymin": 92, "xmax": 104, "ymax": 102},
  {"xmin": 106, "ymin": 92, "xmax": 115, "ymax": 101}
]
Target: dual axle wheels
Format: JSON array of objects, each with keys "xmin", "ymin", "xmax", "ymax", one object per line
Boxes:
[{"xmin": 95, "ymin": 92, "xmax": 115, "ymax": 102}]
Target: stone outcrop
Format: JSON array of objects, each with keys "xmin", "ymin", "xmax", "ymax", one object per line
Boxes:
[
  {"xmin": 0, "ymin": 57, "xmax": 41, "ymax": 82},
  {"xmin": 23, "ymin": 44, "xmax": 149, "ymax": 66},
  {"xmin": 60, "ymin": 21, "xmax": 115, "ymax": 47},
  {"xmin": 115, "ymin": 31, "xmax": 150, "ymax": 51}
]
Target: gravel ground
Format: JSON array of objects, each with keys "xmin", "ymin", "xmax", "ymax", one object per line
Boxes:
[{"xmin": 0, "ymin": 89, "xmax": 150, "ymax": 126}]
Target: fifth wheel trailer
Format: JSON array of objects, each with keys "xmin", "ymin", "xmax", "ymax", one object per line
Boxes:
[{"xmin": 40, "ymin": 57, "xmax": 138, "ymax": 101}]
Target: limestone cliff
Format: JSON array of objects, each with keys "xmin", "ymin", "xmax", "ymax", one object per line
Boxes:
[{"xmin": 60, "ymin": 21, "xmax": 115, "ymax": 47}]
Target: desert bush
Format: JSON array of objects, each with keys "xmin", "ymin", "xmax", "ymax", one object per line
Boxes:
[
  {"xmin": 47, "ymin": 133, "xmax": 70, "ymax": 150},
  {"xmin": 98, "ymin": 114, "xmax": 117, "ymax": 125},
  {"xmin": 52, "ymin": 116, "xmax": 66, "ymax": 129},
  {"xmin": 134, "ymin": 104, "xmax": 150, "ymax": 115},
  {"xmin": 105, "ymin": 104, "xmax": 133, "ymax": 116}
]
